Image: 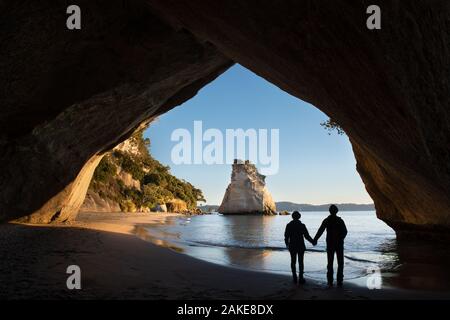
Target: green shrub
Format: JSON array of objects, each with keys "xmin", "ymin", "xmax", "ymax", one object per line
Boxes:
[
  {"xmin": 92, "ymin": 156, "xmax": 116, "ymax": 183},
  {"xmin": 90, "ymin": 129, "xmax": 205, "ymax": 211},
  {"xmin": 320, "ymin": 118, "xmax": 345, "ymax": 135},
  {"xmin": 113, "ymin": 151, "xmax": 145, "ymax": 181},
  {"xmin": 142, "ymin": 184, "xmax": 173, "ymax": 208},
  {"xmin": 120, "ymin": 199, "xmax": 136, "ymax": 212}
]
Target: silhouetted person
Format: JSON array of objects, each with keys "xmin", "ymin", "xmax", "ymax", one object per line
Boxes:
[
  {"xmin": 313, "ymin": 205, "xmax": 347, "ymax": 287},
  {"xmin": 284, "ymin": 211, "xmax": 314, "ymax": 285}
]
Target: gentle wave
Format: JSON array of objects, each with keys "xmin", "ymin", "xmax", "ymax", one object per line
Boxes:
[
  {"xmin": 188, "ymin": 240, "xmax": 378, "ymax": 263},
  {"xmin": 188, "ymin": 240, "xmax": 306, "ymax": 251}
]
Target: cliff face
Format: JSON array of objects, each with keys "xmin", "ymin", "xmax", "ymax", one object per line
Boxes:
[
  {"xmin": 81, "ymin": 130, "xmax": 203, "ymax": 213},
  {"xmin": 80, "ymin": 136, "xmax": 143, "ymax": 213},
  {"xmin": 219, "ymin": 161, "xmax": 276, "ymax": 215},
  {"xmin": 1, "ymin": 0, "xmax": 450, "ymax": 240}
]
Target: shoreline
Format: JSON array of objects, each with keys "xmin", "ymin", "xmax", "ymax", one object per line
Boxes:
[
  {"xmin": 0, "ymin": 211, "xmax": 449, "ymax": 299},
  {"xmin": 139, "ymin": 212, "xmax": 392, "ymax": 288}
]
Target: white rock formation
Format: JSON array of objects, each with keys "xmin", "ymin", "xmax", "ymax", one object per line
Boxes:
[
  {"xmin": 152, "ymin": 204, "xmax": 168, "ymax": 212},
  {"xmin": 218, "ymin": 160, "xmax": 277, "ymax": 215},
  {"xmin": 117, "ymin": 169, "xmax": 141, "ymax": 190},
  {"xmin": 80, "ymin": 190, "xmax": 122, "ymax": 213},
  {"xmin": 114, "ymin": 137, "xmax": 142, "ymax": 157}
]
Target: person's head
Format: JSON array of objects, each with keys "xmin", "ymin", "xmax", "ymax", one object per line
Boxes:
[
  {"xmin": 329, "ymin": 204, "xmax": 339, "ymax": 216},
  {"xmin": 292, "ymin": 211, "xmax": 301, "ymax": 220}
]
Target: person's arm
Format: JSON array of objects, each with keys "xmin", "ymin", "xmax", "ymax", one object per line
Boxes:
[
  {"xmin": 303, "ymin": 225, "xmax": 314, "ymax": 244},
  {"xmin": 341, "ymin": 219, "xmax": 348, "ymax": 240},
  {"xmin": 284, "ymin": 224, "xmax": 290, "ymax": 247},
  {"xmin": 314, "ymin": 219, "xmax": 327, "ymax": 242}
]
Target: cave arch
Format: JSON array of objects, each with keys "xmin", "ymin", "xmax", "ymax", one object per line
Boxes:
[{"xmin": 1, "ymin": 0, "xmax": 449, "ymax": 239}]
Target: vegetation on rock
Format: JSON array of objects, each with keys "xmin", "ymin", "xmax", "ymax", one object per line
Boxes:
[
  {"xmin": 89, "ymin": 129, "xmax": 205, "ymax": 212},
  {"xmin": 320, "ymin": 118, "xmax": 345, "ymax": 135}
]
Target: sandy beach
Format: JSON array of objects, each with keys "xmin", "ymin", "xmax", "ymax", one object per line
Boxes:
[{"xmin": 0, "ymin": 212, "xmax": 449, "ymax": 300}]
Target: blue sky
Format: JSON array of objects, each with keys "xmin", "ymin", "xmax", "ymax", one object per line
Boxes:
[{"xmin": 144, "ymin": 64, "xmax": 372, "ymax": 205}]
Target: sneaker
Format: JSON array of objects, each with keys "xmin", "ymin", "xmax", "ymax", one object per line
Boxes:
[
  {"xmin": 299, "ymin": 277, "xmax": 306, "ymax": 285},
  {"xmin": 337, "ymin": 281, "xmax": 343, "ymax": 287}
]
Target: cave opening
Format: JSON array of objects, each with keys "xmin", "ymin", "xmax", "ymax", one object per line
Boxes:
[
  {"xmin": 134, "ymin": 64, "xmax": 399, "ymax": 284},
  {"xmin": 145, "ymin": 64, "xmax": 374, "ymax": 213}
]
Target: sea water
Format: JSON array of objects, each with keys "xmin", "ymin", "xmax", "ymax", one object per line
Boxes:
[{"xmin": 144, "ymin": 211, "xmax": 398, "ymax": 285}]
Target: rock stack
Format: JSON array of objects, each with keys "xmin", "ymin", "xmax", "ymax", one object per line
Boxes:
[{"xmin": 218, "ymin": 160, "xmax": 277, "ymax": 215}]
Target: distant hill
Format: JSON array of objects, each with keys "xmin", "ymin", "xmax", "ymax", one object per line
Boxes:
[
  {"xmin": 198, "ymin": 205, "xmax": 220, "ymax": 213},
  {"xmin": 275, "ymin": 202, "xmax": 375, "ymax": 212},
  {"xmin": 198, "ymin": 202, "xmax": 374, "ymax": 212}
]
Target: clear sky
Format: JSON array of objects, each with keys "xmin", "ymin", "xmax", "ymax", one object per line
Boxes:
[{"xmin": 144, "ymin": 64, "xmax": 372, "ymax": 205}]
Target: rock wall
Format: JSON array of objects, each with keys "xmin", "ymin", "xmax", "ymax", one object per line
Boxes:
[
  {"xmin": 117, "ymin": 170, "xmax": 141, "ymax": 191},
  {"xmin": 0, "ymin": 0, "xmax": 231, "ymax": 223},
  {"xmin": 166, "ymin": 199, "xmax": 188, "ymax": 213},
  {"xmin": 80, "ymin": 190, "xmax": 122, "ymax": 213},
  {"xmin": 219, "ymin": 160, "xmax": 276, "ymax": 215},
  {"xmin": 1, "ymin": 0, "xmax": 450, "ymax": 239}
]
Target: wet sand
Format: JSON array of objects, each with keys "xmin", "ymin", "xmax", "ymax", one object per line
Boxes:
[{"xmin": 0, "ymin": 211, "xmax": 449, "ymax": 300}]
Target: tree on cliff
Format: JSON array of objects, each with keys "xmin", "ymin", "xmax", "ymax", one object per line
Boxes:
[
  {"xmin": 320, "ymin": 118, "xmax": 345, "ymax": 135},
  {"xmin": 89, "ymin": 128, "xmax": 205, "ymax": 211}
]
